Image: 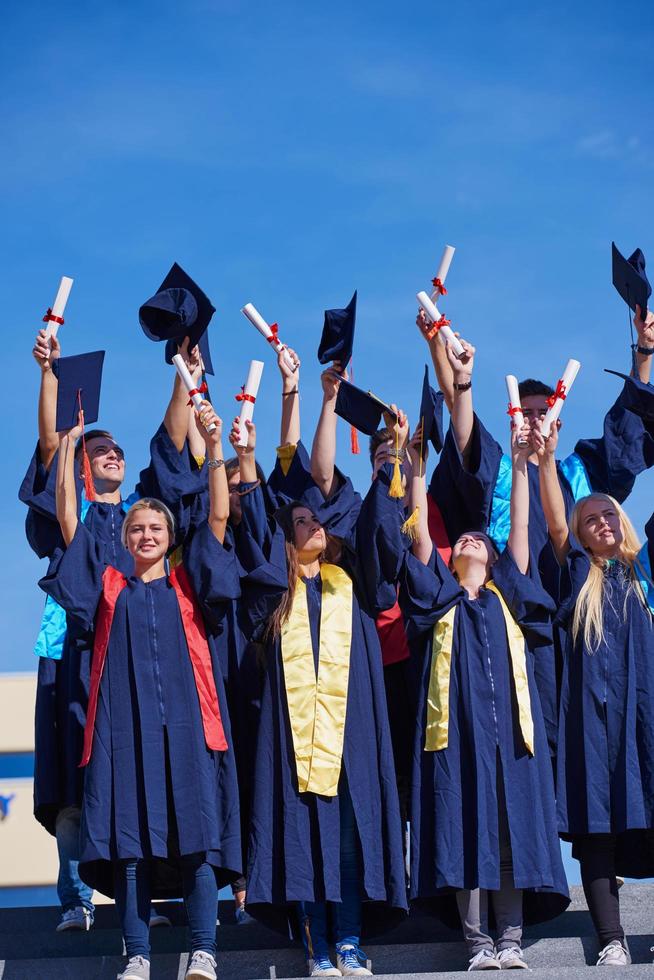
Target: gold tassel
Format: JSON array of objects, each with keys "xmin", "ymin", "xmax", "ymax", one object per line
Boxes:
[
  {"xmin": 193, "ymin": 454, "xmax": 205, "ymax": 470},
  {"xmin": 401, "ymin": 505, "xmax": 420, "ymax": 540},
  {"xmin": 388, "ymin": 424, "xmax": 404, "ymax": 498}
]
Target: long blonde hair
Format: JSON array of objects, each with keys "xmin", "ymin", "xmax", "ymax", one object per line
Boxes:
[{"xmin": 569, "ymin": 493, "xmax": 650, "ymax": 651}]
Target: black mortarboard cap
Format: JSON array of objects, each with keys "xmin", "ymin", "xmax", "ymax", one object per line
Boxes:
[
  {"xmin": 139, "ymin": 262, "xmax": 216, "ymax": 375},
  {"xmin": 53, "ymin": 351, "xmax": 105, "ymax": 432},
  {"xmin": 334, "ymin": 378, "xmax": 398, "ymax": 436},
  {"xmin": 419, "ymin": 365, "xmax": 445, "ymax": 453},
  {"xmin": 612, "ymin": 242, "xmax": 651, "ymax": 316},
  {"xmin": 318, "ymin": 290, "xmax": 357, "ymax": 370},
  {"xmin": 604, "ymin": 369, "xmax": 654, "ymax": 422}
]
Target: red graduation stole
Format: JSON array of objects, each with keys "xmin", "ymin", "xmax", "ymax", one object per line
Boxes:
[
  {"xmin": 427, "ymin": 494, "xmax": 452, "ymax": 565},
  {"xmin": 80, "ymin": 564, "xmax": 227, "ymax": 767}
]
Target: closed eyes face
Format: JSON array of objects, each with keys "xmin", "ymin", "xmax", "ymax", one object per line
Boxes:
[
  {"xmin": 292, "ymin": 507, "xmax": 326, "ymax": 556},
  {"xmin": 578, "ymin": 501, "xmax": 623, "ymax": 554},
  {"xmin": 451, "ymin": 532, "xmax": 497, "ymax": 570}
]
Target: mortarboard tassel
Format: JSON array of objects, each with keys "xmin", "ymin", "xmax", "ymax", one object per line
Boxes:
[
  {"xmin": 388, "ymin": 423, "xmax": 404, "ymax": 499},
  {"xmin": 401, "ymin": 419, "xmax": 424, "ymax": 538},
  {"xmin": 77, "ymin": 389, "xmax": 96, "ymax": 502},
  {"xmin": 350, "ymin": 425, "xmax": 360, "ymax": 455}
]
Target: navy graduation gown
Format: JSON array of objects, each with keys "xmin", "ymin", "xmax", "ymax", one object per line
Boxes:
[
  {"xmin": 364, "ymin": 473, "xmax": 569, "ymax": 926},
  {"xmin": 556, "ymin": 532, "xmax": 654, "ymax": 877},
  {"xmin": 39, "ymin": 522, "xmax": 243, "ymax": 898},
  {"xmin": 238, "ymin": 480, "xmax": 408, "ymax": 934}
]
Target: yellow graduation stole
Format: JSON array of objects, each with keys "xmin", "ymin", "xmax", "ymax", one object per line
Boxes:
[
  {"xmin": 425, "ymin": 580, "xmax": 534, "ymax": 756},
  {"xmin": 281, "ymin": 563, "xmax": 353, "ymax": 797}
]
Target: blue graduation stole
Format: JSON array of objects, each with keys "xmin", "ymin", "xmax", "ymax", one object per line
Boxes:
[
  {"xmin": 635, "ymin": 542, "xmax": 654, "ymax": 614},
  {"xmin": 489, "ymin": 451, "xmax": 593, "ymax": 552},
  {"xmin": 34, "ymin": 492, "xmax": 139, "ymax": 660}
]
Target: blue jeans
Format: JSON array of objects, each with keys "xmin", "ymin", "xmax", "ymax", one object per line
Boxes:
[
  {"xmin": 302, "ymin": 779, "xmax": 363, "ymax": 959},
  {"xmin": 114, "ymin": 854, "xmax": 218, "ymax": 959},
  {"xmin": 55, "ymin": 806, "xmax": 94, "ymax": 914}
]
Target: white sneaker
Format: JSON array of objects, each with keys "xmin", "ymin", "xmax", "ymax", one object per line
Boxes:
[
  {"xmin": 185, "ymin": 950, "xmax": 217, "ymax": 979},
  {"xmin": 597, "ymin": 941, "xmax": 629, "ymax": 966},
  {"xmin": 468, "ymin": 948, "xmax": 502, "ymax": 970},
  {"xmin": 496, "ymin": 947, "xmax": 529, "ymax": 969},
  {"xmin": 308, "ymin": 955, "xmax": 341, "ymax": 977},
  {"xmin": 336, "ymin": 943, "xmax": 373, "ymax": 975},
  {"xmin": 118, "ymin": 956, "xmax": 150, "ymax": 980},
  {"xmin": 149, "ymin": 906, "xmax": 172, "ymax": 927},
  {"xmin": 56, "ymin": 906, "xmax": 93, "ymax": 932}
]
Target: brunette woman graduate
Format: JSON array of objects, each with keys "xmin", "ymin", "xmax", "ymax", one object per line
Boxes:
[
  {"xmin": 366, "ymin": 369, "xmax": 569, "ymax": 971},
  {"xmin": 536, "ymin": 414, "xmax": 654, "ymax": 968},
  {"xmin": 40, "ymin": 401, "xmax": 244, "ymax": 980},
  {"xmin": 227, "ymin": 419, "xmax": 408, "ymax": 978}
]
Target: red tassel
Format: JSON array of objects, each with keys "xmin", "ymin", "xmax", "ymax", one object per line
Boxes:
[
  {"xmin": 350, "ymin": 424, "xmax": 360, "ymax": 455},
  {"xmin": 77, "ymin": 388, "xmax": 96, "ymax": 501}
]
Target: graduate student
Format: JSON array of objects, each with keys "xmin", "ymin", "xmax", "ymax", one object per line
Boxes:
[
  {"xmin": 230, "ymin": 421, "xmax": 408, "ymax": 977},
  {"xmin": 40, "ymin": 400, "xmax": 243, "ymax": 980},
  {"xmin": 535, "ymin": 412, "xmax": 654, "ymax": 967},
  {"xmin": 366, "ymin": 406, "xmax": 569, "ymax": 970}
]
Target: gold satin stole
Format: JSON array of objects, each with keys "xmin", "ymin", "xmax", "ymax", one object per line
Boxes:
[
  {"xmin": 425, "ymin": 580, "xmax": 534, "ymax": 756},
  {"xmin": 281, "ymin": 562, "xmax": 353, "ymax": 796}
]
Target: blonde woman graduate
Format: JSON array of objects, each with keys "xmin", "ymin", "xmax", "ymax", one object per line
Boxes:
[
  {"xmin": 229, "ymin": 419, "xmax": 408, "ymax": 977},
  {"xmin": 536, "ymin": 409, "xmax": 654, "ymax": 968},
  {"xmin": 366, "ymin": 415, "xmax": 569, "ymax": 971},
  {"xmin": 39, "ymin": 403, "xmax": 248, "ymax": 980}
]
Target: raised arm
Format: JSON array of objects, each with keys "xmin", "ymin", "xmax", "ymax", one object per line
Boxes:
[
  {"xmin": 417, "ymin": 309, "xmax": 454, "ymax": 413},
  {"xmin": 55, "ymin": 413, "xmax": 82, "ymax": 546},
  {"xmin": 163, "ymin": 339, "xmax": 203, "ymax": 453},
  {"xmin": 195, "ymin": 400, "xmax": 229, "ymax": 544},
  {"xmin": 447, "ymin": 339, "xmax": 476, "ymax": 460},
  {"xmin": 278, "ymin": 346, "xmax": 301, "ymax": 446},
  {"xmin": 32, "ymin": 329, "xmax": 61, "ymax": 472},
  {"xmin": 534, "ymin": 422, "xmax": 569, "ymax": 563},
  {"xmin": 633, "ymin": 304, "xmax": 654, "ymax": 384},
  {"xmin": 310, "ymin": 363, "xmax": 343, "ymax": 498},
  {"xmin": 507, "ymin": 422, "xmax": 532, "ymax": 574},
  {"xmin": 406, "ymin": 422, "xmax": 431, "ymax": 565}
]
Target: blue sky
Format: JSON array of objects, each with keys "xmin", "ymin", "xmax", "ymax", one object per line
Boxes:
[{"xmin": 3, "ymin": 0, "xmax": 654, "ymax": 673}]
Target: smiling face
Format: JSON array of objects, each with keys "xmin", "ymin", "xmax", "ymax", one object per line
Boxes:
[
  {"xmin": 451, "ymin": 531, "xmax": 497, "ymax": 577},
  {"xmin": 577, "ymin": 498, "xmax": 623, "ymax": 557},
  {"xmin": 85, "ymin": 435, "xmax": 126, "ymax": 486},
  {"xmin": 292, "ymin": 506, "xmax": 326, "ymax": 560},
  {"xmin": 124, "ymin": 507, "xmax": 171, "ymax": 564}
]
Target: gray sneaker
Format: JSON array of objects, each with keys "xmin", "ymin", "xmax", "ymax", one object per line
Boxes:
[
  {"xmin": 185, "ymin": 950, "xmax": 218, "ymax": 979},
  {"xmin": 596, "ymin": 941, "xmax": 629, "ymax": 966},
  {"xmin": 118, "ymin": 956, "xmax": 150, "ymax": 980},
  {"xmin": 469, "ymin": 949, "xmax": 502, "ymax": 970},
  {"xmin": 56, "ymin": 906, "xmax": 93, "ymax": 932},
  {"xmin": 496, "ymin": 946, "xmax": 529, "ymax": 970}
]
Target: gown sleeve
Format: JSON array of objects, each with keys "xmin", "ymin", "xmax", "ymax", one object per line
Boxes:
[
  {"xmin": 182, "ymin": 522, "xmax": 242, "ymax": 631},
  {"xmin": 135, "ymin": 423, "xmax": 209, "ymax": 543},
  {"xmin": 38, "ymin": 523, "xmax": 106, "ymax": 631},
  {"xmin": 555, "ymin": 532, "xmax": 591, "ymax": 628},
  {"xmin": 428, "ymin": 414, "xmax": 504, "ymax": 543},
  {"xmin": 490, "ymin": 548, "xmax": 555, "ymax": 647},
  {"xmin": 572, "ymin": 380, "xmax": 654, "ymax": 503},
  {"xmin": 19, "ymin": 444, "xmax": 72, "ymax": 558},
  {"xmin": 266, "ymin": 439, "xmax": 363, "ymax": 540}
]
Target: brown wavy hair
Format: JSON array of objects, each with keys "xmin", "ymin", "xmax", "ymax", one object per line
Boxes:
[{"xmin": 265, "ymin": 501, "xmax": 342, "ymax": 641}]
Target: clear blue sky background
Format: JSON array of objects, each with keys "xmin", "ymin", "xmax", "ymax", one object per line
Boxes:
[{"xmin": 3, "ymin": 0, "xmax": 653, "ymax": 670}]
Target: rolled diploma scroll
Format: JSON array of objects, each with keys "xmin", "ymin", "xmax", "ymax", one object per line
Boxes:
[
  {"xmin": 541, "ymin": 359, "xmax": 581, "ymax": 437},
  {"xmin": 241, "ymin": 303, "xmax": 296, "ymax": 372},
  {"xmin": 505, "ymin": 375, "xmax": 528, "ymax": 446},
  {"xmin": 237, "ymin": 359, "xmax": 264, "ymax": 447},
  {"xmin": 416, "ymin": 291, "xmax": 465, "ymax": 358},
  {"xmin": 429, "ymin": 245, "xmax": 455, "ymax": 302},
  {"xmin": 44, "ymin": 276, "xmax": 74, "ymax": 343},
  {"xmin": 172, "ymin": 353, "xmax": 216, "ymax": 433}
]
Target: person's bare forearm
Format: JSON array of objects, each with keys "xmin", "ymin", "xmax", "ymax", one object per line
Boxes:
[
  {"xmin": 163, "ymin": 374, "xmax": 191, "ymax": 452},
  {"xmin": 279, "ymin": 380, "xmax": 300, "ymax": 446},
  {"xmin": 508, "ymin": 455, "xmax": 529, "ymax": 574},
  {"xmin": 634, "ymin": 350, "xmax": 653, "ymax": 384},
  {"xmin": 207, "ymin": 449, "xmax": 229, "ymax": 544},
  {"xmin": 539, "ymin": 453, "xmax": 569, "ymax": 562},
  {"xmin": 430, "ymin": 338, "xmax": 455, "ymax": 413},
  {"xmin": 38, "ymin": 370, "xmax": 59, "ymax": 471},
  {"xmin": 56, "ymin": 435, "xmax": 79, "ymax": 546},
  {"xmin": 310, "ymin": 401, "xmax": 338, "ymax": 498},
  {"xmin": 410, "ymin": 471, "xmax": 431, "ymax": 565}
]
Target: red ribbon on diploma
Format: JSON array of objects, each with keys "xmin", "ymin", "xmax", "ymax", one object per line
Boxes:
[
  {"xmin": 235, "ymin": 387, "xmax": 256, "ymax": 404},
  {"xmin": 266, "ymin": 323, "xmax": 280, "ymax": 344},
  {"xmin": 43, "ymin": 308, "xmax": 65, "ymax": 325},
  {"xmin": 426, "ymin": 315, "xmax": 451, "ymax": 341},
  {"xmin": 507, "ymin": 404, "xmax": 522, "ymax": 417},
  {"xmin": 187, "ymin": 381, "xmax": 208, "ymax": 405},
  {"xmin": 547, "ymin": 380, "xmax": 567, "ymax": 408},
  {"xmin": 431, "ymin": 278, "xmax": 448, "ymax": 296}
]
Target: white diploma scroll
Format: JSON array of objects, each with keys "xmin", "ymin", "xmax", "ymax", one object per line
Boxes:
[
  {"xmin": 43, "ymin": 276, "xmax": 74, "ymax": 347},
  {"xmin": 505, "ymin": 374, "xmax": 528, "ymax": 446},
  {"xmin": 541, "ymin": 359, "xmax": 581, "ymax": 437},
  {"xmin": 416, "ymin": 291, "xmax": 465, "ymax": 358},
  {"xmin": 172, "ymin": 353, "xmax": 216, "ymax": 433},
  {"xmin": 430, "ymin": 245, "xmax": 456, "ymax": 302},
  {"xmin": 237, "ymin": 359, "xmax": 264, "ymax": 447},
  {"xmin": 241, "ymin": 303, "xmax": 296, "ymax": 372}
]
